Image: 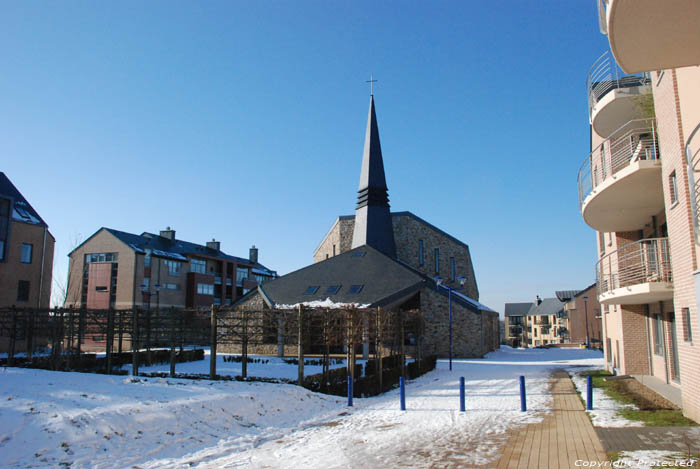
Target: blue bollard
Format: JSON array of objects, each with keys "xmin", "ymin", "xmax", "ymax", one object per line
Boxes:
[
  {"xmin": 459, "ymin": 377, "xmax": 466, "ymax": 412},
  {"xmin": 347, "ymin": 375, "xmax": 353, "ymax": 407},
  {"xmin": 400, "ymin": 376, "xmax": 406, "ymax": 411},
  {"xmin": 519, "ymin": 375, "xmax": 527, "ymax": 412},
  {"xmin": 587, "ymin": 375, "xmax": 593, "ymax": 410}
]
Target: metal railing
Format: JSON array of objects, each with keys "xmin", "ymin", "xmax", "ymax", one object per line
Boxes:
[
  {"xmin": 596, "ymin": 238, "xmax": 672, "ymax": 295},
  {"xmin": 587, "ymin": 50, "xmax": 650, "ymax": 120},
  {"xmin": 578, "ymin": 118, "xmax": 659, "ymax": 209}
]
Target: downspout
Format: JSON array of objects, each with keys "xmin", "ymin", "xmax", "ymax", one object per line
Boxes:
[
  {"xmin": 38, "ymin": 226, "xmax": 47, "ymax": 308},
  {"xmin": 645, "ymin": 304, "xmax": 653, "ymax": 378},
  {"xmin": 661, "ymin": 301, "xmax": 669, "ymax": 384}
]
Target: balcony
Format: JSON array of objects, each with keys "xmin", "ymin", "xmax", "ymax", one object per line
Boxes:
[
  {"xmin": 599, "ymin": 0, "xmax": 700, "ymax": 73},
  {"xmin": 597, "ymin": 238, "xmax": 673, "ymax": 305},
  {"xmin": 587, "ymin": 51, "xmax": 651, "ymax": 138},
  {"xmin": 578, "ymin": 119, "xmax": 663, "ymax": 232}
]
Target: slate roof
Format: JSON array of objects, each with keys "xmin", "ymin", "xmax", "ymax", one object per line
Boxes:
[
  {"xmin": 527, "ymin": 298, "xmax": 565, "ymax": 317},
  {"xmin": 0, "ymin": 172, "xmax": 48, "ymax": 227},
  {"xmin": 240, "ymin": 244, "xmax": 493, "ymax": 313},
  {"xmin": 71, "ymin": 227, "xmax": 276, "ymax": 275},
  {"xmin": 555, "ymin": 290, "xmax": 582, "ymax": 302},
  {"xmin": 504, "ymin": 302, "xmax": 534, "ymax": 317}
]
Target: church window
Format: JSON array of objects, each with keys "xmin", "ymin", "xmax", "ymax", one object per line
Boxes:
[
  {"xmin": 349, "ymin": 284, "xmax": 364, "ymax": 294},
  {"xmin": 450, "ymin": 257, "xmax": 455, "ymax": 281},
  {"xmin": 419, "ymin": 240, "xmax": 424, "ymax": 266},
  {"xmin": 434, "ymin": 248, "xmax": 439, "ymax": 273},
  {"xmin": 304, "ymin": 286, "xmax": 319, "ymax": 295},
  {"xmin": 326, "ymin": 285, "xmax": 341, "ymax": 295}
]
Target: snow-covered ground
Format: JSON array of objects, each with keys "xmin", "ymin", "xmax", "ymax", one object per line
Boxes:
[
  {"xmin": 569, "ymin": 369, "xmax": 641, "ymax": 427},
  {"xmin": 0, "ymin": 346, "xmax": 604, "ymax": 468}
]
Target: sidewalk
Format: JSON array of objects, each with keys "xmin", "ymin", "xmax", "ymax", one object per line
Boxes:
[{"xmin": 495, "ymin": 369, "xmax": 607, "ymax": 468}]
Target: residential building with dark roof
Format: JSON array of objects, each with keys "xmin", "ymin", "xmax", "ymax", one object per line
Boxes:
[
  {"xmin": 526, "ymin": 297, "xmax": 566, "ymax": 347},
  {"xmin": 561, "ymin": 284, "xmax": 602, "ymax": 346},
  {"xmin": 504, "ymin": 302, "xmax": 533, "ymax": 347},
  {"xmin": 0, "ymin": 172, "xmax": 55, "ymax": 309},
  {"xmin": 232, "ymin": 95, "xmax": 498, "ymax": 359},
  {"xmin": 65, "ymin": 227, "xmax": 276, "ymax": 309}
]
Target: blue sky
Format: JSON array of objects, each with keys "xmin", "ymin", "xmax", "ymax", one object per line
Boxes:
[{"xmin": 1, "ymin": 1, "xmax": 611, "ymax": 314}]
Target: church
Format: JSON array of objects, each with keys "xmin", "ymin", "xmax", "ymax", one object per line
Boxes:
[{"xmin": 233, "ymin": 95, "xmax": 499, "ymax": 358}]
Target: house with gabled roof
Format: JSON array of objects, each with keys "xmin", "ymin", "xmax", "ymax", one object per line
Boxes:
[
  {"xmin": 0, "ymin": 172, "xmax": 55, "ymax": 309},
  {"xmin": 65, "ymin": 226, "xmax": 276, "ymax": 310}
]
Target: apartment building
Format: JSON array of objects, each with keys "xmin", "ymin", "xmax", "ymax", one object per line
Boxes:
[
  {"xmin": 559, "ymin": 285, "xmax": 603, "ymax": 346},
  {"xmin": 0, "ymin": 172, "xmax": 55, "ymax": 309},
  {"xmin": 65, "ymin": 227, "xmax": 276, "ymax": 309},
  {"xmin": 504, "ymin": 302, "xmax": 530, "ymax": 347},
  {"xmin": 581, "ymin": 0, "xmax": 700, "ymax": 421}
]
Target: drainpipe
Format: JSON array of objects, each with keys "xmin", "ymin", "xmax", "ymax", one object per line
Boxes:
[
  {"xmin": 37, "ymin": 227, "xmax": 47, "ymax": 308},
  {"xmin": 661, "ymin": 301, "xmax": 669, "ymax": 384},
  {"xmin": 645, "ymin": 304, "xmax": 653, "ymax": 378}
]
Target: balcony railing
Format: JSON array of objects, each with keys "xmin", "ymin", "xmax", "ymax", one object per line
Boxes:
[
  {"xmin": 578, "ymin": 118, "xmax": 658, "ymax": 209},
  {"xmin": 587, "ymin": 50, "xmax": 651, "ymax": 120},
  {"xmin": 596, "ymin": 238, "xmax": 671, "ymax": 295},
  {"xmin": 535, "ymin": 318, "xmax": 550, "ymax": 326}
]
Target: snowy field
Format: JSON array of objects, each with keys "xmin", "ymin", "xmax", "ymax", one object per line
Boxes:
[{"xmin": 0, "ymin": 346, "xmax": 604, "ymax": 468}]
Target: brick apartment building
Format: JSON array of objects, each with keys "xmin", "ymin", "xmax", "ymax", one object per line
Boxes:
[
  {"xmin": 0, "ymin": 172, "xmax": 55, "ymax": 309},
  {"xmin": 580, "ymin": 0, "xmax": 700, "ymax": 421},
  {"xmin": 65, "ymin": 227, "xmax": 276, "ymax": 309},
  {"xmin": 504, "ymin": 287, "xmax": 601, "ymax": 348}
]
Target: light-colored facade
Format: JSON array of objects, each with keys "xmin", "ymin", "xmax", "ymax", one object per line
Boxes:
[
  {"xmin": 0, "ymin": 173, "xmax": 55, "ymax": 309},
  {"xmin": 581, "ymin": 1, "xmax": 700, "ymax": 422}
]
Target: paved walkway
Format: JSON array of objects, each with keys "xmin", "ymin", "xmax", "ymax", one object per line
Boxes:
[
  {"xmin": 495, "ymin": 369, "xmax": 607, "ymax": 468},
  {"xmin": 596, "ymin": 427, "xmax": 700, "ymax": 453}
]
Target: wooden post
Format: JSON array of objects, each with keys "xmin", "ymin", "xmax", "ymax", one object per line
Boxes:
[
  {"xmin": 241, "ymin": 310, "xmax": 248, "ymax": 379},
  {"xmin": 132, "ymin": 308, "xmax": 140, "ymax": 376},
  {"xmin": 297, "ymin": 305, "xmax": 304, "ymax": 385},
  {"xmin": 25, "ymin": 310, "xmax": 34, "ymax": 361},
  {"xmin": 106, "ymin": 308, "xmax": 114, "ymax": 374},
  {"xmin": 117, "ymin": 309, "xmax": 123, "ymax": 354},
  {"xmin": 210, "ymin": 305, "xmax": 217, "ymax": 380},
  {"xmin": 8, "ymin": 307, "xmax": 17, "ymax": 366},
  {"xmin": 377, "ymin": 307, "xmax": 383, "ymax": 394},
  {"xmin": 145, "ymin": 308, "xmax": 152, "ymax": 366},
  {"xmin": 77, "ymin": 307, "xmax": 85, "ymax": 356},
  {"xmin": 169, "ymin": 308, "xmax": 176, "ymax": 378}
]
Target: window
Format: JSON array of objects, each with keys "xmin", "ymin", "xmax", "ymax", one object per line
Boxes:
[
  {"xmin": 0, "ymin": 240, "xmax": 4, "ymax": 261},
  {"xmin": 190, "ymin": 258, "xmax": 206, "ymax": 274},
  {"xmin": 434, "ymin": 248, "xmax": 439, "ymax": 273},
  {"xmin": 165, "ymin": 260, "xmax": 181, "ymax": 277},
  {"xmin": 419, "ymin": 240, "xmax": 424, "ymax": 266},
  {"xmin": 213, "ymin": 298, "xmax": 221, "ymax": 306},
  {"xmin": 598, "ymin": 232, "xmax": 605, "ymax": 254},
  {"xmin": 197, "ymin": 283, "xmax": 214, "ymax": 295},
  {"xmin": 326, "ymin": 285, "xmax": 341, "ymax": 295},
  {"xmin": 606, "ymin": 338, "xmax": 612, "ymax": 363},
  {"xmin": 143, "ymin": 277, "xmax": 150, "ymax": 289},
  {"xmin": 254, "ymin": 274, "xmax": 269, "ymax": 284},
  {"xmin": 165, "ymin": 283, "xmax": 179, "ymax": 290},
  {"xmin": 144, "ymin": 249, "xmax": 152, "ymax": 267},
  {"xmin": 21, "ymin": 244, "xmax": 33, "ymax": 264},
  {"xmin": 86, "ymin": 252, "xmax": 118, "ymax": 263},
  {"xmin": 236, "ymin": 267, "xmax": 249, "ymax": 285},
  {"xmin": 683, "ymin": 308, "xmax": 693, "ymax": 342},
  {"xmin": 304, "ymin": 286, "xmax": 319, "ymax": 295},
  {"xmin": 95, "ymin": 286, "xmax": 108, "ymax": 292},
  {"xmin": 653, "ymin": 314, "xmax": 664, "ymax": 355},
  {"xmin": 450, "ymin": 257, "xmax": 456, "ymax": 281},
  {"xmin": 17, "ymin": 280, "xmax": 30, "ymax": 302},
  {"xmin": 349, "ymin": 284, "xmax": 364, "ymax": 294},
  {"xmin": 332, "ymin": 244, "xmax": 336, "ymax": 256},
  {"xmin": 224, "ymin": 299, "xmax": 231, "ymax": 306},
  {"xmin": 669, "ymin": 171, "xmax": 678, "ymax": 205}
]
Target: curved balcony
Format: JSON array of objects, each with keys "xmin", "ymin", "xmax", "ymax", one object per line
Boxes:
[
  {"xmin": 597, "ymin": 238, "xmax": 673, "ymax": 305},
  {"xmin": 578, "ymin": 119, "xmax": 663, "ymax": 232},
  {"xmin": 599, "ymin": 0, "xmax": 700, "ymax": 73},
  {"xmin": 587, "ymin": 51, "xmax": 651, "ymax": 138}
]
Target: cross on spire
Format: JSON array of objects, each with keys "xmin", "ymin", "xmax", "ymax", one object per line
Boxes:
[{"xmin": 366, "ymin": 74, "xmax": 377, "ymax": 96}]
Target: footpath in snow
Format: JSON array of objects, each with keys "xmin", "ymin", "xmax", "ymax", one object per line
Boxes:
[{"xmin": 0, "ymin": 346, "xmax": 604, "ymax": 468}]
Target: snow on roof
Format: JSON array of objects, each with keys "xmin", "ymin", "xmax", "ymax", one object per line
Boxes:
[
  {"xmin": 12, "ymin": 201, "xmax": 42, "ymax": 225},
  {"xmin": 275, "ymin": 298, "xmax": 371, "ymax": 310},
  {"xmin": 452, "ymin": 291, "xmax": 497, "ymax": 313},
  {"xmin": 251, "ymin": 267, "xmax": 273, "ymax": 276},
  {"xmin": 151, "ymin": 249, "xmax": 188, "ymax": 261},
  {"xmin": 130, "ymin": 244, "xmax": 146, "ymax": 254}
]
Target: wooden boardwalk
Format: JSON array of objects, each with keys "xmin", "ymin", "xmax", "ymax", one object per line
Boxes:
[{"xmin": 495, "ymin": 370, "xmax": 607, "ymax": 469}]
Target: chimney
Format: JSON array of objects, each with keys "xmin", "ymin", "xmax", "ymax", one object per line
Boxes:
[
  {"xmin": 160, "ymin": 227, "xmax": 176, "ymax": 240},
  {"xmin": 249, "ymin": 245, "xmax": 258, "ymax": 264},
  {"xmin": 206, "ymin": 238, "xmax": 220, "ymax": 251},
  {"xmin": 536, "ymin": 295, "xmax": 542, "ymax": 305}
]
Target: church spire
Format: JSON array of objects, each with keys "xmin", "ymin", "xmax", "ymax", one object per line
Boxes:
[{"xmin": 351, "ymin": 95, "xmax": 397, "ymax": 258}]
